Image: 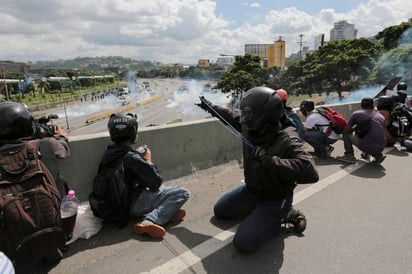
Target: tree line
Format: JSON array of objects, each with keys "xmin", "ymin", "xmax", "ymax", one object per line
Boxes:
[{"xmin": 215, "ymin": 18, "xmax": 412, "ymax": 99}]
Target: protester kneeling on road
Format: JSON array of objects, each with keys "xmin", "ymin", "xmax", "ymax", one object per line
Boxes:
[
  {"xmin": 336, "ymin": 97, "xmax": 386, "ymax": 165},
  {"xmin": 197, "ymin": 87, "xmax": 319, "ymax": 253}
]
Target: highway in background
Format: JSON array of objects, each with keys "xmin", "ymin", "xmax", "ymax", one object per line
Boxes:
[{"xmin": 41, "ymin": 78, "xmax": 215, "ymax": 137}]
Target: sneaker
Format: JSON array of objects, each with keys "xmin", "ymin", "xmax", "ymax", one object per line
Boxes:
[
  {"xmin": 169, "ymin": 209, "xmax": 186, "ymax": 223},
  {"xmin": 372, "ymin": 154, "xmax": 386, "ymax": 165},
  {"xmin": 134, "ymin": 220, "xmax": 166, "ymax": 239},
  {"xmin": 284, "ymin": 208, "xmax": 307, "ymax": 234},
  {"xmin": 336, "ymin": 154, "xmax": 356, "ymax": 164},
  {"xmin": 327, "ymin": 145, "xmax": 335, "ymax": 155},
  {"xmin": 361, "ymin": 153, "xmax": 371, "ymax": 161}
]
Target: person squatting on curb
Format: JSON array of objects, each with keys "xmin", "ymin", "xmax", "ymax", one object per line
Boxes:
[
  {"xmin": 335, "ymin": 97, "xmax": 387, "ymax": 165},
  {"xmin": 299, "ymin": 99, "xmax": 341, "ymax": 158},
  {"xmin": 101, "ymin": 113, "xmax": 190, "ymax": 239},
  {"xmin": 197, "ymin": 87, "xmax": 319, "ymax": 253}
]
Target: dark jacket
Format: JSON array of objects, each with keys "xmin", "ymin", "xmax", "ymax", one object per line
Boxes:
[
  {"xmin": 100, "ymin": 143, "xmax": 163, "ymax": 192},
  {"xmin": 212, "ymin": 105, "xmax": 319, "ymax": 200}
]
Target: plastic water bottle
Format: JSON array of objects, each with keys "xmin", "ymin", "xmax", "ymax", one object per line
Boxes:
[{"xmin": 60, "ymin": 190, "xmax": 79, "ymax": 241}]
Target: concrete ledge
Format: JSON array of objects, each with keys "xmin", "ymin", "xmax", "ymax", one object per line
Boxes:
[
  {"xmin": 60, "ymin": 100, "xmax": 362, "ymax": 201},
  {"xmin": 61, "ymin": 118, "xmax": 243, "ymax": 201}
]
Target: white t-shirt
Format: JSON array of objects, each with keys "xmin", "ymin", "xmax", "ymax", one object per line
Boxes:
[{"xmin": 304, "ymin": 111, "xmax": 341, "ymax": 140}]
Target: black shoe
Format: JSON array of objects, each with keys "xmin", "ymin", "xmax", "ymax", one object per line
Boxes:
[
  {"xmin": 284, "ymin": 208, "xmax": 307, "ymax": 234},
  {"xmin": 327, "ymin": 145, "xmax": 334, "ymax": 155}
]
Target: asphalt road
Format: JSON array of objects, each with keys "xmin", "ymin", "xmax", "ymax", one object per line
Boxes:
[
  {"xmin": 44, "ymin": 141, "xmax": 412, "ymax": 274},
  {"xmin": 28, "ymin": 80, "xmax": 412, "ymax": 274},
  {"xmin": 41, "ymin": 78, "xmax": 214, "ymax": 137}
]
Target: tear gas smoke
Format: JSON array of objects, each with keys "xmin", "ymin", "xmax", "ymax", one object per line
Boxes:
[{"xmin": 166, "ymin": 79, "xmax": 230, "ymax": 120}]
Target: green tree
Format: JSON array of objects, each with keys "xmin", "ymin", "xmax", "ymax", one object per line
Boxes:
[
  {"xmin": 370, "ymin": 43, "xmax": 412, "ymax": 85},
  {"xmin": 375, "ymin": 19, "xmax": 412, "ymax": 50},
  {"xmin": 283, "ymin": 38, "xmax": 381, "ymax": 98},
  {"xmin": 214, "ymin": 54, "xmax": 264, "ymax": 98}
]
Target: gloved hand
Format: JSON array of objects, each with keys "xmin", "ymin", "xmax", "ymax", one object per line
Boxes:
[
  {"xmin": 252, "ymin": 146, "xmax": 272, "ymax": 166},
  {"xmin": 195, "ymin": 96, "xmax": 213, "ymax": 113}
]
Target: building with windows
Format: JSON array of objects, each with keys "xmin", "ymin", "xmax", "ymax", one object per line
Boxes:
[
  {"xmin": 330, "ymin": 20, "xmax": 357, "ymax": 41},
  {"xmin": 244, "ymin": 37, "xmax": 286, "ymax": 68}
]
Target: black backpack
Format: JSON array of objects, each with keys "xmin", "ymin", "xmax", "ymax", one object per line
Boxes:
[
  {"xmin": 0, "ymin": 139, "xmax": 66, "ymax": 265},
  {"xmin": 89, "ymin": 152, "xmax": 132, "ymax": 227},
  {"xmin": 388, "ymin": 103, "xmax": 412, "ymax": 138}
]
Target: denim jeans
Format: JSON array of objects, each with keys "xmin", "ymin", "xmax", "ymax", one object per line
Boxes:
[
  {"xmin": 130, "ymin": 185, "xmax": 190, "ymax": 225},
  {"xmin": 343, "ymin": 132, "xmax": 382, "ymax": 158},
  {"xmin": 303, "ymin": 129, "xmax": 337, "ymax": 152},
  {"xmin": 214, "ymin": 185, "xmax": 292, "ymax": 253},
  {"xmin": 342, "ymin": 132, "xmax": 359, "ymax": 156}
]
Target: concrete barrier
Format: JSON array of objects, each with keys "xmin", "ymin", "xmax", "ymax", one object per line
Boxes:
[
  {"xmin": 60, "ymin": 100, "xmax": 362, "ymax": 201},
  {"xmin": 85, "ymin": 104, "xmax": 135, "ymax": 123},
  {"xmin": 137, "ymin": 93, "xmax": 164, "ymax": 106}
]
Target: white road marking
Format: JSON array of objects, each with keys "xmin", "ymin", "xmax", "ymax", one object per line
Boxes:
[{"xmin": 143, "ymin": 148, "xmax": 391, "ymax": 274}]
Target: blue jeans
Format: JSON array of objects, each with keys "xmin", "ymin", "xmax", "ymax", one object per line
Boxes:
[
  {"xmin": 303, "ymin": 129, "xmax": 337, "ymax": 152},
  {"xmin": 214, "ymin": 185, "xmax": 292, "ymax": 253},
  {"xmin": 130, "ymin": 185, "xmax": 190, "ymax": 225}
]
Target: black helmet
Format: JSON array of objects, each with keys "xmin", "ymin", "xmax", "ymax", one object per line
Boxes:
[
  {"xmin": 397, "ymin": 82, "xmax": 407, "ymax": 91},
  {"xmin": 108, "ymin": 113, "xmax": 138, "ymax": 142},
  {"xmin": 299, "ymin": 99, "xmax": 315, "ymax": 112},
  {"xmin": 376, "ymin": 96, "xmax": 395, "ymax": 111},
  {"xmin": 397, "ymin": 82, "xmax": 407, "ymax": 95},
  {"xmin": 239, "ymin": 87, "xmax": 283, "ymax": 131},
  {"xmin": 0, "ymin": 102, "xmax": 35, "ymax": 140}
]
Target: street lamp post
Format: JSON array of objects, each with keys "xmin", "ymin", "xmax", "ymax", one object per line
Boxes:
[{"xmin": 2, "ymin": 65, "xmax": 10, "ymax": 101}]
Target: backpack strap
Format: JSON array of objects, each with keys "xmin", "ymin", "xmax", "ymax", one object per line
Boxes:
[
  {"xmin": 37, "ymin": 138, "xmax": 69, "ymax": 197},
  {"xmin": 37, "ymin": 139, "xmax": 58, "ymax": 179}
]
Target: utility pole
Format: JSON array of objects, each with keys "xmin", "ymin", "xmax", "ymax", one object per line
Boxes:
[
  {"xmin": 2, "ymin": 64, "xmax": 10, "ymax": 101},
  {"xmin": 297, "ymin": 34, "xmax": 306, "ymax": 60}
]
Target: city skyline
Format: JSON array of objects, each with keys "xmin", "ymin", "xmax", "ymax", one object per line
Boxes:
[{"xmin": 0, "ymin": 0, "xmax": 410, "ymax": 65}]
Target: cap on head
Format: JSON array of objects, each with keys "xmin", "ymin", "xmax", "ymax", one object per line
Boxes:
[
  {"xmin": 108, "ymin": 112, "xmax": 138, "ymax": 142},
  {"xmin": 239, "ymin": 86, "xmax": 283, "ymax": 131}
]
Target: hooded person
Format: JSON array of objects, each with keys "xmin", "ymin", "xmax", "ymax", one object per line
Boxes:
[{"xmin": 197, "ymin": 86, "xmax": 319, "ymax": 253}]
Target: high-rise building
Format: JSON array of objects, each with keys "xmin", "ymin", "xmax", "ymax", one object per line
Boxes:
[
  {"xmin": 244, "ymin": 37, "xmax": 286, "ymax": 68},
  {"xmin": 268, "ymin": 37, "xmax": 286, "ymax": 68},
  {"xmin": 330, "ymin": 20, "xmax": 357, "ymax": 41}
]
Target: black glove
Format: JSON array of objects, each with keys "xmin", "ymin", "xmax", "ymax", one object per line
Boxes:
[
  {"xmin": 252, "ymin": 146, "xmax": 272, "ymax": 166},
  {"xmin": 195, "ymin": 96, "xmax": 213, "ymax": 113}
]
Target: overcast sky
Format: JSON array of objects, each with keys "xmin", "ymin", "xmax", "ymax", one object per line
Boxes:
[{"xmin": 0, "ymin": 0, "xmax": 410, "ymax": 65}]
